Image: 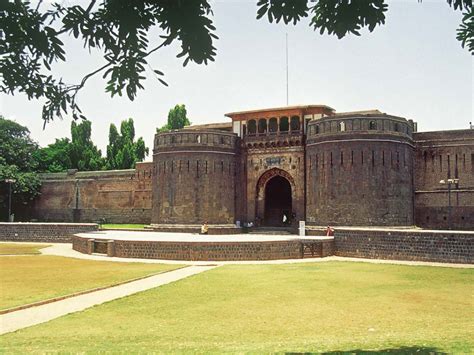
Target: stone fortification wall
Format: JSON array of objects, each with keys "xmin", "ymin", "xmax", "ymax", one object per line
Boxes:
[
  {"xmin": 30, "ymin": 162, "xmax": 152, "ymax": 223},
  {"xmin": 152, "ymin": 130, "xmax": 239, "ymax": 225},
  {"xmin": 413, "ymin": 130, "xmax": 474, "ymax": 230},
  {"xmin": 0, "ymin": 222, "xmax": 98, "ymax": 243},
  {"xmin": 306, "ymin": 114, "xmax": 415, "ymax": 226},
  {"xmin": 334, "ymin": 228, "xmax": 474, "ymax": 264}
]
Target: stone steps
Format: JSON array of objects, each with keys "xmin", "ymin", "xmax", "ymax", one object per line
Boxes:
[{"xmin": 248, "ymin": 227, "xmax": 297, "ymax": 235}]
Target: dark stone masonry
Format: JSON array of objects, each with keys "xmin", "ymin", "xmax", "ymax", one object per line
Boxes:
[
  {"xmin": 27, "ymin": 105, "xmax": 473, "ymax": 232},
  {"xmin": 73, "ymin": 236, "xmax": 306, "ymax": 261},
  {"xmin": 70, "ymin": 229, "xmax": 472, "ymax": 263},
  {"xmin": 9, "ymin": 104, "xmax": 472, "ymax": 263},
  {"xmin": 0, "ymin": 223, "xmax": 98, "ymax": 243},
  {"xmin": 334, "ymin": 229, "xmax": 474, "ymax": 264}
]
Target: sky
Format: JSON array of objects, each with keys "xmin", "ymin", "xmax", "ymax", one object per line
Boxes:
[{"xmin": 1, "ymin": 0, "xmax": 472, "ymax": 155}]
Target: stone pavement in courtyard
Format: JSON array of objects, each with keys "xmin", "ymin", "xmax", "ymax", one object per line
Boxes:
[{"xmin": 0, "ymin": 265, "xmax": 216, "ymax": 335}]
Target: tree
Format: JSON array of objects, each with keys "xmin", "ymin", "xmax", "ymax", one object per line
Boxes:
[
  {"xmin": 0, "ymin": 116, "xmax": 41, "ymax": 220},
  {"xmin": 33, "ymin": 138, "xmax": 73, "ymax": 172},
  {"xmin": 1, "ymin": 1, "xmax": 472, "ymax": 124},
  {"xmin": 157, "ymin": 104, "xmax": 191, "ymax": 133},
  {"xmin": 69, "ymin": 120, "xmax": 105, "ymax": 171},
  {"xmin": 106, "ymin": 118, "xmax": 149, "ymax": 169}
]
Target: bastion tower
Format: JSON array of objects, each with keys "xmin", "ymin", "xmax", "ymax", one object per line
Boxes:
[
  {"xmin": 306, "ymin": 111, "xmax": 416, "ymax": 226},
  {"xmin": 151, "ymin": 128, "xmax": 239, "ymax": 226}
]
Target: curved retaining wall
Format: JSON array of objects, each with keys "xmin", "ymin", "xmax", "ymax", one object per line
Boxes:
[
  {"xmin": 152, "ymin": 130, "xmax": 239, "ymax": 225},
  {"xmin": 306, "ymin": 114, "xmax": 414, "ymax": 226},
  {"xmin": 0, "ymin": 223, "xmax": 98, "ymax": 243},
  {"xmin": 72, "ymin": 235, "xmax": 334, "ymax": 261}
]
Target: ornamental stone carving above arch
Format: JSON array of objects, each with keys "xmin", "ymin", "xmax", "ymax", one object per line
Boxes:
[{"xmin": 256, "ymin": 168, "xmax": 295, "ymax": 199}]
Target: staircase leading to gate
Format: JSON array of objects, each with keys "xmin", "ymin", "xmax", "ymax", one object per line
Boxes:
[{"xmin": 248, "ymin": 227, "xmax": 297, "ymax": 235}]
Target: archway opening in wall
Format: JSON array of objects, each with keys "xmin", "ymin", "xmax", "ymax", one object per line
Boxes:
[{"xmin": 264, "ymin": 175, "xmax": 292, "ymax": 227}]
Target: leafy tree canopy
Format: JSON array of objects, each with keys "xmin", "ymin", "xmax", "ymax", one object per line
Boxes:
[
  {"xmin": 33, "ymin": 138, "xmax": 72, "ymax": 173},
  {"xmin": 33, "ymin": 120, "xmax": 105, "ymax": 172},
  {"xmin": 1, "ymin": 1, "xmax": 472, "ymax": 124},
  {"xmin": 69, "ymin": 120, "xmax": 105, "ymax": 171},
  {"xmin": 0, "ymin": 116, "xmax": 41, "ymax": 217},
  {"xmin": 106, "ymin": 118, "xmax": 149, "ymax": 170},
  {"xmin": 157, "ymin": 104, "xmax": 191, "ymax": 133}
]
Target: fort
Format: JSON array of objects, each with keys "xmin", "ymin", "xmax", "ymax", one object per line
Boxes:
[{"xmin": 29, "ymin": 104, "xmax": 474, "ymax": 231}]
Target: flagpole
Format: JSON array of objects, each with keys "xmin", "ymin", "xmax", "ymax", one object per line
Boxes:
[{"xmin": 286, "ymin": 33, "xmax": 289, "ymax": 106}]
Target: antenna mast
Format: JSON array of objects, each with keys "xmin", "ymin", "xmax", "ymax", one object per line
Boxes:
[{"xmin": 286, "ymin": 33, "xmax": 289, "ymax": 106}]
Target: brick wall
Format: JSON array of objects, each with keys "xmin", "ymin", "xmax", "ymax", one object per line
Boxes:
[
  {"xmin": 334, "ymin": 228, "xmax": 474, "ymax": 264},
  {"xmin": 29, "ymin": 162, "xmax": 152, "ymax": 224},
  {"xmin": 0, "ymin": 223, "xmax": 98, "ymax": 243},
  {"xmin": 413, "ymin": 129, "xmax": 474, "ymax": 230},
  {"xmin": 74, "ymin": 236, "xmax": 303, "ymax": 261},
  {"xmin": 72, "ymin": 234, "xmax": 89, "ymax": 252}
]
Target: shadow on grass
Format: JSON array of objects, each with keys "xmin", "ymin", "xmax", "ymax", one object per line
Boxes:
[{"xmin": 286, "ymin": 346, "xmax": 446, "ymax": 355}]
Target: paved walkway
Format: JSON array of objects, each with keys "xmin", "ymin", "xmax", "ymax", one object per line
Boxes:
[
  {"xmin": 0, "ymin": 265, "xmax": 216, "ymax": 335},
  {"xmin": 40, "ymin": 243, "xmax": 474, "ymax": 268}
]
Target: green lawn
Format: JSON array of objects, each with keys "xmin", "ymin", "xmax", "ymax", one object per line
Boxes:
[
  {"xmin": 1, "ymin": 262, "xmax": 472, "ymax": 353},
  {"xmin": 0, "ymin": 243, "xmax": 50, "ymax": 255},
  {"xmin": 100, "ymin": 224, "xmax": 146, "ymax": 229},
  {"xmin": 0, "ymin": 256, "xmax": 183, "ymax": 310}
]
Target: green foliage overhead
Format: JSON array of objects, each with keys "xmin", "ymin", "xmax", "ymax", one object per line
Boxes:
[
  {"xmin": 157, "ymin": 104, "xmax": 191, "ymax": 133},
  {"xmin": 0, "ymin": 117, "xmax": 41, "ymax": 218},
  {"xmin": 1, "ymin": 1, "xmax": 471, "ymax": 124},
  {"xmin": 106, "ymin": 118, "xmax": 149, "ymax": 170}
]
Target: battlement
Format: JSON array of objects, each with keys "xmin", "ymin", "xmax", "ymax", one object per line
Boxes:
[
  {"xmin": 154, "ymin": 129, "xmax": 239, "ymax": 153},
  {"xmin": 307, "ymin": 113, "xmax": 416, "ymax": 139},
  {"xmin": 414, "ymin": 129, "xmax": 474, "ymax": 145}
]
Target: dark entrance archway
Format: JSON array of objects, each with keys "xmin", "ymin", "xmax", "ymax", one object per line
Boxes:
[{"xmin": 264, "ymin": 175, "xmax": 292, "ymax": 226}]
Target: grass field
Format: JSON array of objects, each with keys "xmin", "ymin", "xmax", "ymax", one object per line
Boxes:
[
  {"xmin": 1, "ymin": 261, "xmax": 472, "ymax": 353},
  {"xmin": 100, "ymin": 224, "xmax": 146, "ymax": 229},
  {"xmin": 0, "ymin": 256, "xmax": 183, "ymax": 310},
  {"xmin": 0, "ymin": 243, "xmax": 50, "ymax": 255}
]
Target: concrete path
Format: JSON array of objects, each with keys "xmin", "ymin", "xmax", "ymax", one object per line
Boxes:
[
  {"xmin": 39, "ymin": 242, "xmax": 474, "ymax": 268},
  {"xmin": 0, "ymin": 265, "xmax": 216, "ymax": 335}
]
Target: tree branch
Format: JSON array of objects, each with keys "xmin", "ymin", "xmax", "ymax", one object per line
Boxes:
[
  {"xmin": 35, "ymin": 0, "xmax": 44, "ymax": 12},
  {"xmin": 67, "ymin": 61, "xmax": 112, "ymax": 102}
]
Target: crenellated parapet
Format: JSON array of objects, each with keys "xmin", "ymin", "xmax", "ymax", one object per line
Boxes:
[
  {"xmin": 307, "ymin": 113, "xmax": 416, "ymax": 141},
  {"xmin": 154, "ymin": 130, "xmax": 238, "ymax": 153}
]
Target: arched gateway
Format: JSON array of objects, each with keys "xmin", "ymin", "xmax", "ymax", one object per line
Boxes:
[{"xmin": 256, "ymin": 168, "xmax": 295, "ymax": 227}]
